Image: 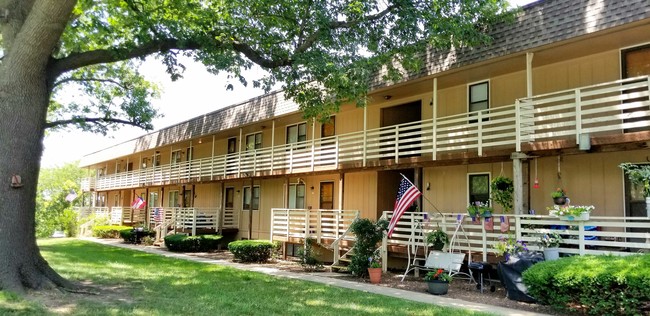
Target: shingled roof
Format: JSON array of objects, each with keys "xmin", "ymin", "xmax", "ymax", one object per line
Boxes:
[{"xmin": 80, "ymin": 0, "xmax": 650, "ymax": 166}]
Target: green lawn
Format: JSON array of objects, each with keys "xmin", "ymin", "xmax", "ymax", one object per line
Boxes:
[{"xmin": 1, "ymin": 239, "xmax": 492, "ymax": 315}]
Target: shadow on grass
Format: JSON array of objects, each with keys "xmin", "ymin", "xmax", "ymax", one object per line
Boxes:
[{"xmin": 0, "ymin": 239, "xmax": 495, "ymax": 315}]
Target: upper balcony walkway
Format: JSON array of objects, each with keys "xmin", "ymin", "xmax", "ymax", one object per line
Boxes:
[{"xmin": 82, "ymin": 76, "xmax": 650, "ymax": 191}]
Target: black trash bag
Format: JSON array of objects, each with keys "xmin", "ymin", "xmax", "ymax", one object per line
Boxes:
[{"xmin": 497, "ymin": 252, "xmax": 544, "ymax": 303}]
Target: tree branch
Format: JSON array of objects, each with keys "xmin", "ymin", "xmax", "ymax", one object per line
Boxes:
[
  {"xmin": 52, "ymin": 77, "xmax": 128, "ymax": 89},
  {"xmin": 45, "ymin": 117, "xmax": 148, "ymax": 130}
]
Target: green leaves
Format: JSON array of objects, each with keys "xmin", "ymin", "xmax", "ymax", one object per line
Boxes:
[{"xmin": 49, "ymin": 0, "xmax": 514, "ymax": 131}]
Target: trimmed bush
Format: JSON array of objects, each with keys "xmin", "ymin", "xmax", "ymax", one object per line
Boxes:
[
  {"xmin": 228, "ymin": 240, "xmax": 275, "ymax": 263},
  {"xmin": 119, "ymin": 228, "xmax": 155, "ymax": 244},
  {"xmin": 164, "ymin": 234, "xmax": 222, "ymax": 252},
  {"xmin": 92, "ymin": 225, "xmax": 132, "ymax": 238},
  {"xmin": 523, "ymin": 254, "xmax": 650, "ymax": 315}
]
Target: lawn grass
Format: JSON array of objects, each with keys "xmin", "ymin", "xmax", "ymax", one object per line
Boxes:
[{"xmin": 0, "ymin": 239, "xmax": 492, "ymax": 315}]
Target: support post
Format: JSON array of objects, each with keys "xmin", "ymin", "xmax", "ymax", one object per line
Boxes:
[
  {"xmin": 363, "ymin": 105, "xmax": 367, "ymax": 167},
  {"xmin": 432, "ymin": 78, "xmax": 438, "ymax": 160},
  {"xmin": 511, "ymin": 152, "xmax": 528, "ymax": 215}
]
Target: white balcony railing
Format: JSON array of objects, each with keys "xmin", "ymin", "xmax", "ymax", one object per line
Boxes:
[
  {"xmin": 270, "ymin": 208, "xmax": 359, "ymax": 244},
  {"xmin": 84, "ymin": 76, "xmax": 650, "ymax": 191},
  {"xmin": 382, "ymin": 211, "xmax": 650, "ymax": 261}
]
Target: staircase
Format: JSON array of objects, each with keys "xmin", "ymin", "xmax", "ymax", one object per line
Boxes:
[{"xmin": 330, "ymin": 246, "xmax": 354, "ymax": 272}]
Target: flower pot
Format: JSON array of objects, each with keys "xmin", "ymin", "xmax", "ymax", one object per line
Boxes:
[
  {"xmin": 471, "ymin": 216, "xmax": 481, "ymax": 225},
  {"xmin": 368, "ymin": 267, "xmax": 382, "ymax": 284},
  {"xmin": 553, "ymin": 196, "xmax": 568, "ymax": 205},
  {"xmin": 431, "ymin": 242, "xmax": 445, "ymax": 251},
  {"xmin": 481, "ymin": 210, "xmax": 492, "ymax": 218},
  {"xmin": 483, "ymin": 217, "xmax": 494, "ymax": 231},
  {"xmin": 543, "ymin": 248, "xmax": 560, "ymax": 261},
  {"xmin": 426, "ymin": 280, "xmax": 449, "ymax": 295},
  {"xmin": 559, "ymin": 212, "xmax": 589, "ymax": 221},
  {"xmin": 499, "ymin": 216, "xmax": 510, "ymax": 233}
]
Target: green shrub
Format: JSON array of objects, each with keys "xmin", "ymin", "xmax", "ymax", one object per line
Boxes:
[
  {"xmin": 523, "ymin": 254, "xmax": 650, "ymax": 315},
  {"xmin": 92, "ymin": 225, "xmax": 132, "ymax": 238},
  {"xmin": 228, "ymin": 240, "xmax": 275, "ymax": 263},
  {"xmin": 348, "ymin": 218, "xmax": 388, "ymax": 277},
  {"xmin": 119, "ymin": 228, "xmax": 155, "ymax": 244},
  {"xmin": 164, "ymin": 234, "xmax": 222, "ymax": 252},
  {"xmin": 297, "ymin": 238, "xmax": 323, "ymax": 271}
]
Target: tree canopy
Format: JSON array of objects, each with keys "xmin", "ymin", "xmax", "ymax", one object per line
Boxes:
[{"xmin": 0, "ymin": 0, "xmax": 514, "ymax": 294}]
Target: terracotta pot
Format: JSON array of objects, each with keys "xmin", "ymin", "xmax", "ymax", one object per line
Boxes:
[
  {"xmin": 426, "ymin": 280, "xmax": 449, "ymax": 295},
  {"xmin": 368, "ymin": 267, "xmax": 382, "ymax": 284}
]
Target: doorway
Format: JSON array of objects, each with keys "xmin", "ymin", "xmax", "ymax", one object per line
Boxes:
[{"xmin": 380, "ymin": 101, "xmax": 422, "ymax": 158}]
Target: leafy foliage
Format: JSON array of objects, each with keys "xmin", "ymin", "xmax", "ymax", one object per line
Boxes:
[
  {"xmin": 296, "ymin": 238, "xmax": 323, "ymax": 271},
  {"xmin": 91, "ymin": 225, "xmax": 133, "ymax": 238},
  {"xmin": 348, "ymin": 218, "xmax": 388, "ymax": 277},
  {"xmin": 4, "ymin": 0, "xmax": 515, "ymax": 133},
  {"xmin": 228, "ymin": 240, "xmax": 275, "ymax": 262},
  {"xmin": 619, "ymin": 163, "xmax": 650, "ymax": 197},
  {"xmin": 424, "ymin": 269, "xmax": 452, "ymax": 282},
  {"xmin": 35, "ymin": 162, "xmax": 87, "ymax": 238},
  {"xmin": 523, "ymin": 254, "xmax": 650, "ymax": 315},
  {"xmin": 164, "ymin": 234, "xmax": 223, "ymax": 252},
  {"xmin": 119, "ymin": 228, "xmax": 156, "ymax": 244},
  {"xmin": 490, "ymin": 176, "xmax": 513, "ymax": 213}
]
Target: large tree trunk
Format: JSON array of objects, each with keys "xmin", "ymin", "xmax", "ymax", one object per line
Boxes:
[{"xmin": 0, "ymin": 0, "xmax": 77, "ymax": 293}]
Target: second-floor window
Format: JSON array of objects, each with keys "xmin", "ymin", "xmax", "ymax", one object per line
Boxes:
[
  {"xmin": 227, "ymin": 137, "xmax": 237, "ymax": 154},
  {"xmin": 153, "ymin": 152, "xmax": 161, "ymax": 166},
  {"xmin": 243, "ymin": 186, "xmax": 260, "ymax": 210},
  {"xmin": 469, "ymin": 81, "xmax": 489, "ymax": 123},
  {"xmin": 286, "ymin": 123, "xmax": 307, "ymax": 144},
  {"xmin": 245, "ymin": 133, "xmax": 262, "ymax": 151},
  {"xmin": 171, "ymin": 150, "xmax": 182, "ymax": 164}
]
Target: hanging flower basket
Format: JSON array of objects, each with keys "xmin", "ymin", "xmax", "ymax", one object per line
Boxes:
[{"xmin": 549, "ymin": 205, "xmax": 593, "ymax": 221}]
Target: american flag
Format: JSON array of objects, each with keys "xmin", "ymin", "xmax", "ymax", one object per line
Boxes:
[
  {"xmin": 153, "ymin": 208, "xmax": 163, "ymax": 223},
  {"xmin": 387, "ymin": 176, "xmax": 422, "ymax": 238}
]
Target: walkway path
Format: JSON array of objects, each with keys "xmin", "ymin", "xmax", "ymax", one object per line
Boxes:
[{"xmin": 84, "ymin": 238, "xmax": 550, "ymax": 316}]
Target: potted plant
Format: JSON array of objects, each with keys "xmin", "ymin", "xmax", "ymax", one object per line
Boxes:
[
  {"xmin": 548, "ymin": 205, "xmax": 594, "ymax": 221},
  {"xmin": 423, "ymin": 269, "xmax": 452, "ymax": 295},
  {"xmin": 491, "ymin": 176, "xmax": 513, "ymax": 231},
  {"xmin": 551, "ymin": 188, "xmax": 568, "ymax": 205},
  {"xmin": 493, "ymin": 234, "xmax": 528, "ymax": 262},
  {"xmin": 619, "ymin": 163, "xmax": 650, "ymax": 214},
  {"xmin": 349, "ymin": 218, "xmax": 388, "ymax": 279},
  {"xmin": 537, "ymin": 232, "xmax": 563, "ymax": 261},
  {"xmin": 426, "ymin": 229, "xmax": 449, "ymax": 251},
  {"xmin": 467, "ymin": 201, "xmax": 492, "ymax": 223},
  {"xmin": 367, "ymin": 251, "xmax": 382, "ymax": 284}
]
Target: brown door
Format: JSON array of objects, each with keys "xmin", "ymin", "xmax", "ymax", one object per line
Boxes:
[
  {"xmin": 380, "ymin": 101, "xmax": 422, "ymax": 158},
  {"xmin": 622, "ymin": 45, "xmax": 650, "ymax": 132},
  {"xmin": 319, "ymin": 182, "xmax": 334, "ymax": 210}
]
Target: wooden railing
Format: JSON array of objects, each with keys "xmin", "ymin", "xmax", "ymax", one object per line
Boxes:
[
  {"xmin": 383, "ymin": 211, "xmax": 650, "ymax": 261},
  {"xmin": 270, "ymin": 208, "xmax": 359, "ymax": 244},
  {"xmin": 83, "ymin": 76, "xmax": 650, "ymax": 191}
]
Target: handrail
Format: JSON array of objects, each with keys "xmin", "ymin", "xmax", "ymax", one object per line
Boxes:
[{"xmin": 330, "ymin": 212, "xmax": 360, "ymax": 266}]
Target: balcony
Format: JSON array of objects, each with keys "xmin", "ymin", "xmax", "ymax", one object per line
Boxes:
[{"xmin": 82, "ymin": 76, "xmax": 650, "ymax": 191}]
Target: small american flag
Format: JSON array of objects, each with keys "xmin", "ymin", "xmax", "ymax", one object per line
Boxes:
[
  {"xmin": 153, "ymin": 208, "xmax": 163, "ymax": 223},
  {"xmin": 387, "ymin": 175, "xmax": 422, "ymax": 238}
]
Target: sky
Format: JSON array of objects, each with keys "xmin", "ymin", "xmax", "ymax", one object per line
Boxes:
[{"xmin": 40, "ymin": 0, "xmax": 537, "ymax": 169}]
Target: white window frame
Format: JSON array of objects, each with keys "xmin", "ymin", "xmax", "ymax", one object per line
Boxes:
[
  {"xmin": 286, "ymin": 122, "xmax": 307, "ymax": 144},
  {"xmin": 168, "ymin": 190, "xmax": 180, "ymax": 207},
  {"xmin": 171, "ymin": 150, "xmax": 182, "ymax": 165},
  {"xmin": 467, "ymin": 80, "xmax": 490, "ymax": 123},
  {"xmin": 288, "ymin": 182, "xmax": 306, "ymax": 209},
  {"xmin": 245, "ymin": 132, "xmax": 263, "ymax": 151}
]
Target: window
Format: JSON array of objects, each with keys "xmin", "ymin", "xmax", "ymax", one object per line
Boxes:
[
  {"xmin": 224, "ymin": 187, "xmax": 235, "ymax": 209},
  {"xmin": 286, "ymin": 123, "xmax": 307, "ymax": 144},
  {"xmin": 183, "ymin": 190, "xmax": 193, "ymax": 207},
  {"xmin": 149, "ymin": 192, "xmax": 159, "ymax": 208},
  {"xmin": 245, "ymin": 133, "xmax": 262, "ymax": 151},
  {"xmin": 168, "ymin": 190, "xmax": 179, "ymax": 207},
  {"xmin": 171, "ymin": 150, "xmax": 182, "ymax": 164},
  {"xmin": 468, "ymin": 81, "xmax": 489, "ymax": 123},
  {"xmin": 227, "ymin": 137, "xmax": 237, "ymax": 154},
  {"xmin": 243, "ymin": 186, "xmax": 260, "ymax": 210},
  {"xmin": 186, "ymin": 147, "xmax": 193, "ymax": 161},
  {"xmin": 468, "ymin": 174, "xmax": 490, "ymax": 205},
  {"xmin": 319, "ymin": 182, "xmax": 334, "ymax": 209},
  {"xmin": 152, "ymin": 152, "xmax": 161, "ymax": 166},
  {"xmin": 289, "ymin": 183, "xmax": 306, "ymax": 209}
]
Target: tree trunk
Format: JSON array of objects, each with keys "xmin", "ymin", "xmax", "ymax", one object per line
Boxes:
[{"xmin": 0, "ymin": 0, "xmax": 77, "ymax": 293}]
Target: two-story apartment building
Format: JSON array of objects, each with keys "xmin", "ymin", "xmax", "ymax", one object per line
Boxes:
[{"xmin": 79, "ymin": 0, "xmax": 650, "ymax": 256}]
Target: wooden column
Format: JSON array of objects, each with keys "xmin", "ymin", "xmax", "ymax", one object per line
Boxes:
[{"xmin": 511, "ymin": 152, "xmax": 529, "ymax": 215}]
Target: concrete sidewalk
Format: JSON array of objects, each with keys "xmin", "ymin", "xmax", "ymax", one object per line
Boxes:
[{"xmin": 83, "ymin": 238, "xmax": 550, "ymax": 316}]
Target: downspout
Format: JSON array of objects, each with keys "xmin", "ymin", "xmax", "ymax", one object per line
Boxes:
[{"xmin": 248, "ymin": 177, "xmax": 254, "ymax": 240}]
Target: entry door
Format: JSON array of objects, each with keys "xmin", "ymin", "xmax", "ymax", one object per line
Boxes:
[
  {"xmin": 623, "ymin": 166, "xmax": 650, "ymax": 244},
  {"xmin": 380, "ymin": 101, "xmax": 421, "ymax": 158},
  {"xmin": 622, "ymin": 45, "xmax": 650, "ymax": 132},
  {"xmin": 319, "ymin": 182, "xmax": 334, "ymax": 209}
]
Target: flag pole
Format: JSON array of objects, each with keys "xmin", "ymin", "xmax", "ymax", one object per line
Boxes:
[{"xmin": 399, "ymin": 173, "xmax": 444, "ymax": 217}]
